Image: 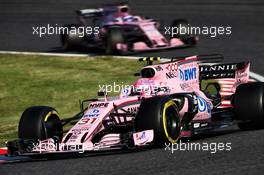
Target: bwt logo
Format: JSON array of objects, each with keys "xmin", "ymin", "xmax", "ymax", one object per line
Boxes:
[{"xmin": 179, "ymin": 67, "xmax": 197, "ymax": 81}]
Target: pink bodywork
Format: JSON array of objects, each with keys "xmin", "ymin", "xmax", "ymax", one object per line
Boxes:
[
  {"xmin": 32, "ymin": 56, "xmax": 250, "ymax": 153},
  {"xmin": 79, "ymin": 5, "xmax": 195, "ymax": 53},
  {"xmin": 100, "ymin": 7, "xmax": 189, "ymax": 51},
  {"xmin": 113, "ymin": 20, "xmax": 187, "ymax": 52}
]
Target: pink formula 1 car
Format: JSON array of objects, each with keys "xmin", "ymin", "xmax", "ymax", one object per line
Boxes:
[
  {"xmin": 2, "ymin": 54, "xmax": 264, "ymax": 163},
  {"xmin": 60, "ymin": 4, "xmax": 197, "ymax": 54}
]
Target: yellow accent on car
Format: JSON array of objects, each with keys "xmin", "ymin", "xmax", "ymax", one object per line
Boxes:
[
  {"xmin": 162, "ymin": 100, "xmax": 179, "ymax": 143},
  {"xmin": 157, "ymin": 57, "xmax": 161, "ymax": 63},
  {"xmin": 142, "ymin": 57, "xmax": 160, "ymax": 62},
  {"xmin": 44, "ymin": 111, "xmax": 59, "ymax": 122}
]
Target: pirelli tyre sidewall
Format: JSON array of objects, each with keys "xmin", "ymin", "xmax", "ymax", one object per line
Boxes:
[
  {"xmin": 135, "ymin": 96, "xmax": 181, "ymax": 146},
  {"xmin": 18, "ymin": 106, "xmax": 63, "ymax": 141},
  {"xmin": 234, "ymin": 82, "xmax": 264, "ymax": 130}
]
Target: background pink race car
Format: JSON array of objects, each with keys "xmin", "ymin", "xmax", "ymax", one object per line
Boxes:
[
  {"xmin": 60, "ymin": 3, "xmax": 197, "ymax": 54},
  {"xmin": 2, "ymin": 54, "xmax": 264, "ymax": 163}
]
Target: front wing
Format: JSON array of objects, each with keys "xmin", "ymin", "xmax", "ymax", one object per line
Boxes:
[{"xmin": 0, "ymin": 130, "xmax": 153, "ymax": 164}]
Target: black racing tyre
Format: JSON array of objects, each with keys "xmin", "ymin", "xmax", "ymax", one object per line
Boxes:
[
  {"xmin": 237, "ymin": 122, "xmax": 263, "ymax": 131},
  {"xmin": 60, "ymin": 24, "xmax": 84, "ymax": 50},
  {"xmin": 234, "ymin": 82, "xmax": 264, "ymax": 130},
  {"xmin": 18, "ymin": 106, "xmax": 63, "ymax": 141},
  {"xmin": 170, "ymin": 19, "xmax": 189, "ymax": 39},
  {"xmin": 105, "ymin": 27, "xmax": 125, "ymax": 55},
  {"xmin": 134, "ymin": 96, "xmax": 181, "ymax": 146}
]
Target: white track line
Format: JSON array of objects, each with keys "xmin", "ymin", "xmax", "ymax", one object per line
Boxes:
[
  {"xmin": 0, "ymin": 51, "xmax": 138, "ymax": 60},
  {"xmin": 0, "ymin": 51, "xmax": 263, "ymax": 81},
  {"xmin": 0, "ymin": 51, "xmax": 90, "ymax": 57},
  {"xmin": 249, "ymin": 72, "xmax": 264, "ymax": 82}
]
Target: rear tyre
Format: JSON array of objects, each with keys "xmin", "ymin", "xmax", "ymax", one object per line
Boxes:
[
  {"xmin": 134, "ymin": 96, "xmax": 181, "ymax": 146},
  {"xmin": 105, "ymin": 27, "xmax": 125, "ymax": 55},
  {"xmin": 234, "ymin": 82, "xmax": 264, "ymax": 130},
  {"xmin": 18, "ymin": 106, "xmax": 63, "ymax": 141},
  {"xmin": 60, "ymin": 24, "xmax": 84, "ymax": 51}
]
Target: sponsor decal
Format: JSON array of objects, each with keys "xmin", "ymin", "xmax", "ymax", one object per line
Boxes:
[
  {"xmin": 127, "ymin": 107, "xmax": 139, "ymax": 113},
  {"xmin": 200, "ymin": 64, "xmax": 236, "ymax": 72},
  {"xmin": 89, "ymin": 102, "xmax": 109, "ymax": 108},
  {"xmin": 153, "ymin": 86, "xmax": 169, "ymax": 93},
  {"xmin": 72, "ymin": 128, "xmax": 89, "ymax": 132},
  {"xmin": 83, "ymin": 109, "xmax": 100, "ymax": 118},
  {"xmin": 78, "ymin": 118, "xmax": 97, "ymax": 125},
  {"xmin": 136, "ymin": 131, "xmax": 146, "ymax": 140},
  {"xmin": 121, "ymin": 88, "xmax": 130, "ymax": 97},
  {"xmin": 193, "ymin": 123, "xmax": 200, "ymax": 128},
  {"xmin": 200, "ymin": 64, "xmax": 237, "ymax": 79},
  {"xmin": 166, "ymin": 63, "xmax": 178, "ymax": 72},
  {"xmin": 179, "ymin": 67, "xmax": 197, "ymax": 81},
  {"xmin": 166, "ymin": 72, "xmax": 177, "ymax": 79},
  {"xmin": 193, "ymin": 122, "xmax": 208, "ymax": 129},
  {"xmin": 180, "ymin": 83, "xmax": 190, "ymax": 90},
  {"xmin": 68, "ymin": 130, "xmax": 83, "ymax": 142},
  {"xmin": 201, "ymin": 72, "xmax": 235, "ymax": 79},
  {"xmin": 133, "ymin": 130, "xmax": 154, "ymax": 146},
  {"xmin": 198, "ymin": 97, "xmax": 207, "ymax": 112},
  {"xmin": 79, "ymin": 118, "xmax": 90, "ymax": 125},
  {"xmin": 70, "ymin": 134, "xmax": 79, "ymax": 140},
  {"xmin": 201, "ymin": 123, "xmax": 208, "ymax": 127},
  {"xmin": 197, "ymin": 96, "xmax": 211, "ymax": 113},
  {"xmin": 154, "ymin": 65, "xmax": 163, "ymax": 72}
]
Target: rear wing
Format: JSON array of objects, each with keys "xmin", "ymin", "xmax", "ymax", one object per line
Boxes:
[
  {"xmin": 200, "ymin": 62, "xmax": 250, "ymax": 79},
  {"xmin": 200, "ymin": 62, "xmax": 251, "ymax": 108},
  {"xmin": 76, "ymin": 8, "xmax": 103, "ymax": 17},
  {"xmin": 138, "ymin": 54, "xmax": 250, "ymax": 80}
]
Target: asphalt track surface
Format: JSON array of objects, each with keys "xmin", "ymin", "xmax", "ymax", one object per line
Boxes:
[{"xmin": 1, "ymin": 0, "xmax": 264, "ymax": 174}]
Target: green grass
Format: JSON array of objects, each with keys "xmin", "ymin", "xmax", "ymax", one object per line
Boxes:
[{"xmin": 0, "ymin": 54, "xmax": 142, "ymax": 147}]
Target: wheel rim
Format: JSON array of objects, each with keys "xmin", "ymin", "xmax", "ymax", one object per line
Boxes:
[
  {"xmin": 43, "ymin": 111, "xmax": 63, "ymax": 140},
  {"xmin": 162, "ymin": 100, "xmax": 180, "ymax": 143},
  {"xmin": 45, "ymin": 117, "xmax": 62, "ymax": 139}
]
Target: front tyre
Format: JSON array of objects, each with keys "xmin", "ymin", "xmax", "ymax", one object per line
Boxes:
[
  {"xmin": 18, "ymin": 106, "xmax": 63, "ymax": 141},
  {"xmin": 105, "ymin": 27, "xmax": 125, "ymax": 55},
  {"xmin": 135, "ymin": 96, "xmax": 181, "ymax": 146},
  {"xmin": 60, "ymin": 24, "xmax": 84, "ymax": 51}
]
